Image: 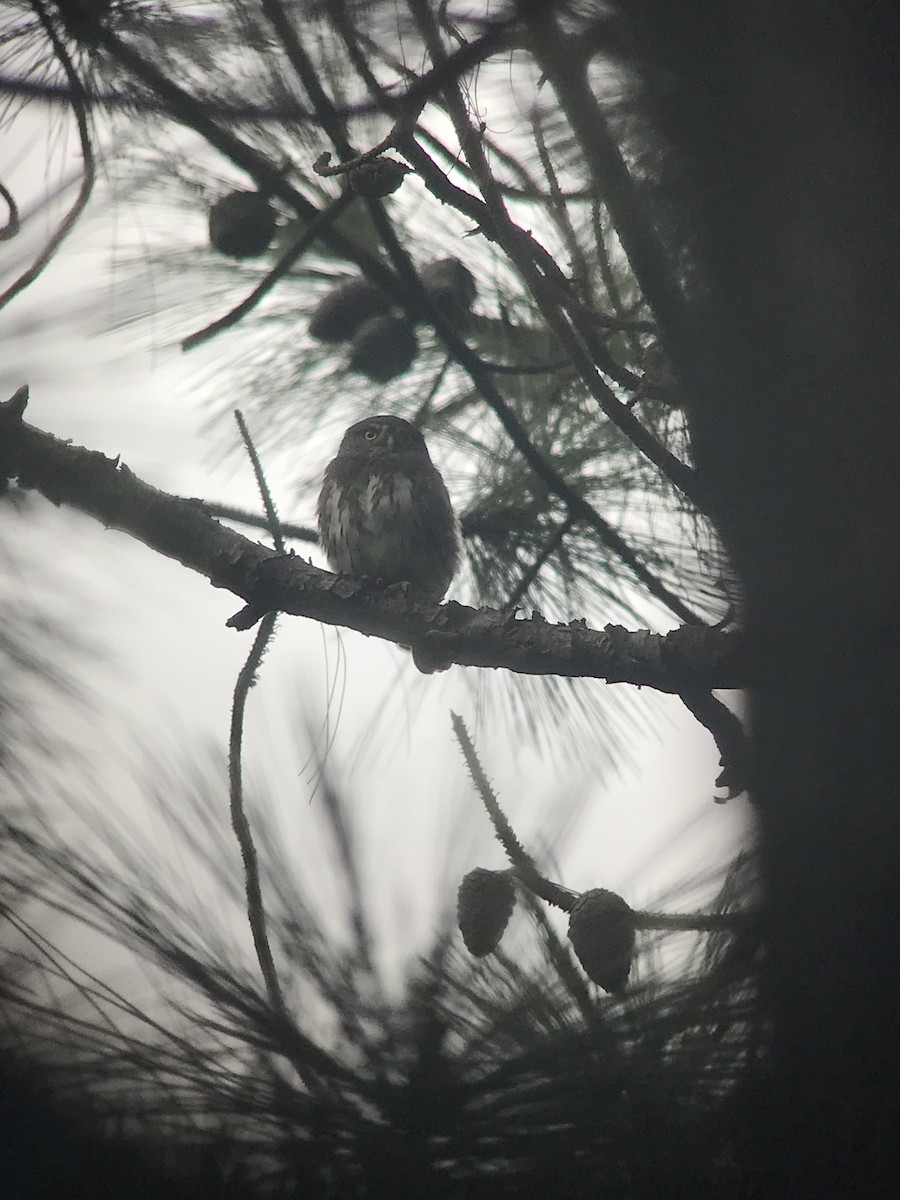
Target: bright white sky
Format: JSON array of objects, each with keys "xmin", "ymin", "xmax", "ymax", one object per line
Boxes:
[{"xmin": 1, "ymin": 98, "xmax": 753, "ymax": 996}]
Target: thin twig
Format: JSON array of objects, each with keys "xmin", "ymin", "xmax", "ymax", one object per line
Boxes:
[
  {"xmin": 0, "ymin": 2, "xmax": 95, "ymax": 313},
  {"xmin": 0, "ymin": 178, "xmax": 20, "ymax": 241},
  {"xmin": 505, "ymin": 515, "xmax": 575, "ymax": 608},
  {"xmin": 418, "ymin": 121, "xmax": 601, "ymax": 207},
  {"xmin": 328, "ymin": 0, "xmax": 391, "ymax": 103},
  {"xmin": 0, "ymin": 71, "xmax": 381, "ymax": 119},
  {"xmin": 199, "ymin": 501, "xmax": 317, "ymax": 545},
  {"xmin": 412, "ymin": 352, "xmax": 453, "ymax": 424},
  {"xmin": 634, "ymin": 910, "xmax": 753, "ymax": 933},
  {"xmin": 451, "ymin": 711, "xmax": 576, "ymax": 910},
  {"xmin": 228, "ymin": 612, "xmax": 284, "ymax": 1012},
  {"xmin": 451, "ymin": 712, "xmax": 752, "ymax": 931},
  {"xmin": 478, "ymin": 355, "xmax": 570, "ymax": 375},
  {"xmin": 519, "ymin": 3, "xmax": 700, "ymax": 384},
  {"xmin": 234, "ymin": 409, "xmax": 285, "ymax": 553},
  {"xmin": 532, "ymin": 108, "xmax": 591, "ymax": 301},
  {"xmin": 225, "ymin": 412, "xmax": 305, "ymax": 1076}
]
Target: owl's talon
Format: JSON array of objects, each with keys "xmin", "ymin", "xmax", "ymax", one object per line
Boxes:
[{"xmin": 383, "ymin": 578, "xmax": 413, "ymax": 597}]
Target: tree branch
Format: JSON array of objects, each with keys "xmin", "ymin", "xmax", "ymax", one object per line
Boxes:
[
  {"xmin": 0, "ymin": 178, "xmax": 20, "ymax": 242},
  {"xmin": 0, "ymin": 1, "xmax": 95, "ymax": 314},
  {"xmin": 518, "ymin": 3, "xmax": 702, "ymax": 389},
  {"xmin": 0, "ymin": 71, "xmax": 380, "ymax": 120},
  {"xmin": 82, "ymin": 18, "xmax": 703, "ymax": 627},
  {"xmin": 452, "ymin": 713, "xmax": 753, "ymax": 931},
  {"xmin": 249, "ymin": 6, "xmax": 704, "ymax": 627},
  {"xmin": 397, "ymin": 4, "xmax": 706, "ymax": 510},
  {"xmin": 1, "ymin": 389, "xmax": 748, "ymax": 690}
]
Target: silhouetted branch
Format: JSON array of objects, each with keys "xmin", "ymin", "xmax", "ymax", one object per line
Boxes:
[
  {"xmin": 519, "ymin": 2, "xmax": 701, "ymax": 386},
  {"xmin": 680, "ymin": 687, "xmax": 749, "ymax": 799},
  {"xmin": 0, "ymin": 2, "xmax": 94, "ymax": 314},
  {"xmin": 1, "ymin": 388, "xmax": 748, "ymax": 689},
  {"xmin": 228, "ymin": 612, "xmax": 285, "ymax": 1012},
  {"xmin": 234, "ymin": 410, "xmax": 285, "ymax": 553},
  {"xmin": 227, "ymin": 414, "xmax": 285, "ymax": 1021},
  {"xmin": 396, "ymin": 107, "xmax": 706, "ymax": 514},
  {"xmin": 453, "ymin": 713, "xmax": 753, "ymax": 930},
  {"xmin": 0, "ymin": 71, "xmax": 380, "ymax": 119},
  {"xmin": 53, "ymin": 17, "xmax": 698, "ymax": 628},
  {"xmin": 505, "ymin": 515, "xmax": 575, "ymax": 608},
  {"xmin": 452, "ymin": 711, "xmax": 576, "ymax": 910},
  {"xmin": 0, "ymin": 178, "xmax": 20, "ymax": 242},
  {"xmin": 250, "ymin": 6, "xmax": 704, "ymax": 627}
]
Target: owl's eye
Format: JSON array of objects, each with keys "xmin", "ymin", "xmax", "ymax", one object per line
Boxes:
[{"xmin": 364, "ymin": 428, "xmax": 378, "ymax": 441}]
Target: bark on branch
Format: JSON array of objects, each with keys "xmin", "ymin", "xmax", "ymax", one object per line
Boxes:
[{"xmin": 0, "ymin": 388, "xmax": 748, "ymax": 690}]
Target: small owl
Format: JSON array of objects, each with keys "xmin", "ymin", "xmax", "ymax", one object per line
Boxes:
[{"xmin": 317, "ymin": 415, "xmax": 461, "ymax": 600}]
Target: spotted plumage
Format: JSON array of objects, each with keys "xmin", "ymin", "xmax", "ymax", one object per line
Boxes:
[{"xmin": 317, "ymin": 415, "xmax": 461, "ymax": 599}]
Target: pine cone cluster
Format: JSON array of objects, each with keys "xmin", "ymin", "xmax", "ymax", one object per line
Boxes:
[{"xmin": 308, "ymin": 257, "xmax": 477, "ymax": 381}]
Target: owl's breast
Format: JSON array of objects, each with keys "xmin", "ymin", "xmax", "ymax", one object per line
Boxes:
[
  {"xmin": 358, "ymin": 471, "xmax": 421, "ymax": 578},
  {"xmin": 318, "ymin": 455, "xmax": 457, "ymax": 598},
  {"xmin": 363, "ymin": 471, "xmax": 415, "ymax": 529}
]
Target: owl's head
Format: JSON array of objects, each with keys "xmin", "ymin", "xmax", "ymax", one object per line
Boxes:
[{"xmin": 338, "ymin": 414, "xmax": 429, "ymax": 457}]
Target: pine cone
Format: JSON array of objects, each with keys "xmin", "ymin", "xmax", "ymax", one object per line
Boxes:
[
  {"xmin": 348, "ymin": 157, "xmax": 411, "ymax": 198},
  {"xmin": 348, "ymin": 314, "xmax": 418, "ymax": 381},
  {"xmin": 567, "ymin": 888, "xmax": 636, "ymax": 993},
  {"xmin": 308, "ymin": 277, "xmax": 390, "ymax": 342},
  {"xmin": 457, "ymin": 868, "xmax": 516, "ymax": 957},
  {"xmin": 419, "ymin": 258, "xmax": 477, "ymax": 325},
  {"xmin": 208, "ymin": 191, "xmax": 276, "ymax": 259}
]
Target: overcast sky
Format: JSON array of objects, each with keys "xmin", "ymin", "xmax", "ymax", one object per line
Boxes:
[{"xmin": 1, "ymin": 98, "xmax": 753, "ymax": 996}]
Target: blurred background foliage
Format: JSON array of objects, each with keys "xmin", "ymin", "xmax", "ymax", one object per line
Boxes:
[{"xmin": 1, "ymin": 2, "xmax": 755, "ymax": 1196}]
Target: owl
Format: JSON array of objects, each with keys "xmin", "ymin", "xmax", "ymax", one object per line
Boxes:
[{"xmin": 317, "ymin": 415, "xmax": 461, "ymax": 600}]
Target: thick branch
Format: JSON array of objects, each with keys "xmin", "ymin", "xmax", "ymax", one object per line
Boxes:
[{"xmin": 0, "ymin": 390, "xmax": 747, "ymax": 690}]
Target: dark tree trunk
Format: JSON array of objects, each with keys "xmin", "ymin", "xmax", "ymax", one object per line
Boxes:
[{"xmin": 634, "ymin": 4, "xmax": 900, "ymax": 1194}]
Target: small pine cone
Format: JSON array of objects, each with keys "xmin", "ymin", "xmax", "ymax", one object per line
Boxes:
[
  {"xmin": 567, "ymin": 888, "xmax": 636, "ymax": 993},
  {"xmin": 457, "ymin": 868, "xmax": 516, "ymax": 957},
  {"xmin": 419, "ymin": 258, "xmax": 477, "ymax": 324},
  {"xmin": 348, "ymin": 157, "xmax": 411, "ymax": 198},
  {"xmin": 348, "ymin": 314, "xmax": 418, "ymax": 382},
  {"xmin": 308, "ymin": 277, "xmax": 390, "ymax": 342},
  {"xmin": 208, "ymin": 191, "xmax": 276, "ymax": 259}
]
